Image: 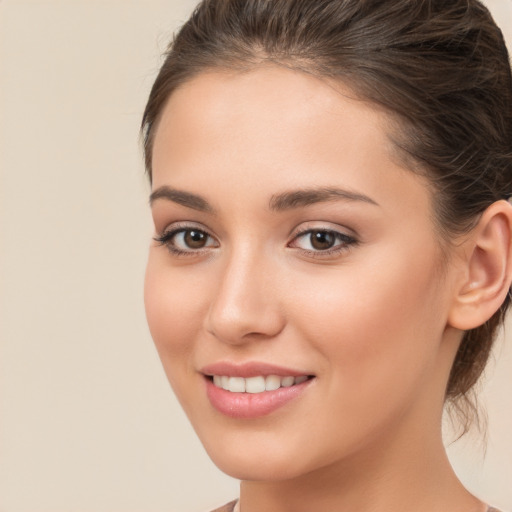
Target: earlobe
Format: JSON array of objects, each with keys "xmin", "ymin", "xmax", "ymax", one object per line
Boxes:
[{"xmin": 448, "ymin": 200, "xmax": 512, "ymax": 331}]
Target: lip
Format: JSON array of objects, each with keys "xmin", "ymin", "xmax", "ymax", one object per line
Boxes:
[
  {"xmin": 201, "ymin": 361, "xmax": 315, "ymax": 419},
  {"xmin": 200, "ymin": 361, "xmax": 311, "ymax": 378}
]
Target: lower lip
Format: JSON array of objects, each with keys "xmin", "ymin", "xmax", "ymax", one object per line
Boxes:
[{"xmin": 205, "ymin": 377, "xmax": 313, "ymax": 419}]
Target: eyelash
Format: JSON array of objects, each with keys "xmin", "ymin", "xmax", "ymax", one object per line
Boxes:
[{"xmin": 154, "ymin": 224, "xmax": 358, "ymax": 258}]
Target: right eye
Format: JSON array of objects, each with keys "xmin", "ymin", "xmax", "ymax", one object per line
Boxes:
[{"xmin": 154, "ymin": 226, "xmax": 219, "ymax": 255}]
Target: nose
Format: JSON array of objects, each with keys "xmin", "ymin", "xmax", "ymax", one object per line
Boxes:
[{"xmin": 204, "ymin": 247, "xmax": 286, "ymax": 345}]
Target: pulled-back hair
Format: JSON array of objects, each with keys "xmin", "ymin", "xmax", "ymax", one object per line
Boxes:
[{"xmin": 141, "ymin": 0, "xmax": 512, "ymax": 430}]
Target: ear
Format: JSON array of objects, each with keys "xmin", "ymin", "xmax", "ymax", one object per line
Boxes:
[{"xmin": 448, "ymin": 200, "xmax": 512, "ymax": 331}]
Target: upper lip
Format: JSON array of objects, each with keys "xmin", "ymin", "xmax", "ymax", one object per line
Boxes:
[{"xmin": 200, "ymin": 361, "xmax": 313, "ymax": 378}]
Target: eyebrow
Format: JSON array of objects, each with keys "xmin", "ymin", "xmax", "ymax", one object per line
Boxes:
[
  {"xmin": 149, "ymin": 186, "xmax": 215, "ymax": 213},
  {"xmin": 268, "ymin": 187, "xmax": 379, "ymax": 211},
  {"xmin": 149, "ymin": 185, "xmax": 378, "ymax": 213}
]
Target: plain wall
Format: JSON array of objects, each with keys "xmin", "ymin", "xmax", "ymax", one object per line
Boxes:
[{"xmin": 0, "ymin": 1, "xmax": 511, "ymax": 511}]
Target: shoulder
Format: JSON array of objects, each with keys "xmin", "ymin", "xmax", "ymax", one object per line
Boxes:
[{"xmin": 208, "ymin": 500, "xmax": 238, "ymax": 512}]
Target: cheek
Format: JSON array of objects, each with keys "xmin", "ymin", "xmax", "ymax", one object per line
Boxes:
[
  {"xmin": 288, "ymin": 244, "xmax": 447, "ymax": 404},
  {"xmin": 144, "ymin": 253, "xmax": 209, "ymax": 377}
]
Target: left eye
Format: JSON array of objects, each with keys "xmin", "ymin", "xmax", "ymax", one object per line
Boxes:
[{"xmin": 290, "ymin": 229, "xmax": 355, "ymax": 252}]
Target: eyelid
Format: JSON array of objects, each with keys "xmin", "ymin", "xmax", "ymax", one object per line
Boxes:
[
  {"xmin": 289, "ymin": 221, "xmax": 358, "ymax": 241},
  {"xmin": 158, "ymin": 220, "xmax": 212, "ymax": 235}
]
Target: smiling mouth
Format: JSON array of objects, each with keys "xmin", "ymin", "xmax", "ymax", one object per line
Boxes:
[{"xmin": 208, "ymin": 374, "xmax": 314, "ymax": 394}]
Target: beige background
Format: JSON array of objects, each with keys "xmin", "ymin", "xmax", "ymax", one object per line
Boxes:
[{"xmin": 0, "ymin": 0, "xmax": 511, "ymax": 511}]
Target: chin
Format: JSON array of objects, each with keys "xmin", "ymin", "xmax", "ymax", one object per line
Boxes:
[
  {"xmin": 210, "ymin": 451, "xmax": 309, "ymax": 482},
  {"xmin": 196, "ymin": 427, "xmax": 327, "ymax": 482}
]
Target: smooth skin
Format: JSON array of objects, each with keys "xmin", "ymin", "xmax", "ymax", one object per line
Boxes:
[{"xmin": 145, "ymin": 66, "xmax": 512, "ymax": 512}]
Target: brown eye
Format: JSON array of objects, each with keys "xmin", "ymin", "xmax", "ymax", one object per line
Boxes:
[
  {"xmin": 184, "ymin": 229, "xmax": 209, "ymax": 249},
  {"xmin": 290, "ymin": 228, "xmax": 357, "ymax": 255},
  {"xmin": 155, "ymin": 226, "xmax": 218, "ymax": 254},
  {"xmin": 310, "ymin": 230, "xmax": 336, "ymax": 250}
]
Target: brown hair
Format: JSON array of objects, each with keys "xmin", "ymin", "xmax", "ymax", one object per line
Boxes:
[{"xmin": 141, "ymin": 0, "xmax": 512, "ymax": 430}]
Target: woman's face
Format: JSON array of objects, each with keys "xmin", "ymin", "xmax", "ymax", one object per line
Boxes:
[{"xmin": 145, "ymin": 67, "xmax": 462, "ymax": 481}]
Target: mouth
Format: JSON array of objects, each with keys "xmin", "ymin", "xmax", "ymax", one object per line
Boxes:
[
  {"xmin": 201, "ymin": 363, "xmax": 315, "ymax": 418},
  {"xmin": 207, "ymin": 374, "xmax": 313, "ymax": 393}
]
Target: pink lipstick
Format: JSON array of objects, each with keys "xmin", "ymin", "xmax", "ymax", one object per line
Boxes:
[{"xmin": 201, "ymin": 362, "xmax": 314, "ymax": 419}]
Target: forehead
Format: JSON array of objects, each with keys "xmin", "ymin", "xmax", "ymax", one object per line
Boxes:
[
  {"xmin": 154, "ymin": 68, "xmax": 391, "ymax": 171},
  {"xmin": 154, "ymin": 66, "xmax": 385, "ymax": 134},
  {"xmin": 151, "ymin": 66, "xmax": 433, "ymax": 223}
]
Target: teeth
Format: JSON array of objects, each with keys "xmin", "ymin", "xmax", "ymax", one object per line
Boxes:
[
  {"xmin": 228, "ymin": 377, "xmax": 246, "ymax": 392},
  {"xmin": 281, "ymin": 376, "xmax": 295, "ymax": 387},
  {"xmin": 265, "ymin": 375, "xmax": 281, "ymax": 391},
  {"xmin": 211, "ymin": 374, "xmax": 310, "ymax": 393},
  {"xmin": 245, "ymin": 376, "xmax": 266, "ymax": 394}
]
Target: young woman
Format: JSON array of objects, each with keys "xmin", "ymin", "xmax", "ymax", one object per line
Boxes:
[{"xmin": 141, "ymin": 1, "xmax": 512, "ymax": 511}]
